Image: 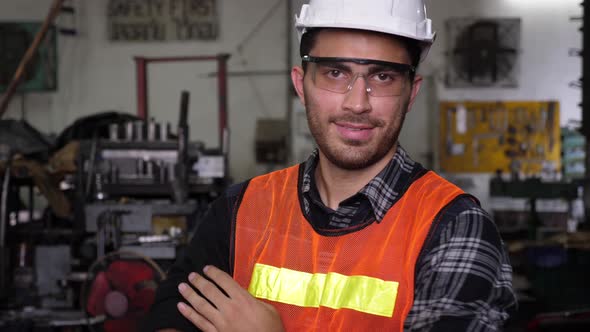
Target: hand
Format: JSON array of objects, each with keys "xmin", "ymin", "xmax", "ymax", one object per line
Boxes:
[{"xmin": 177, "ymin": 265, "xmax": 284, "ymax": 332}]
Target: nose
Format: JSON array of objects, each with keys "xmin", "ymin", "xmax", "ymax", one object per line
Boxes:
[{"xmin": 342, "ymin": 74, "xmax": 372, "ymax": 114}]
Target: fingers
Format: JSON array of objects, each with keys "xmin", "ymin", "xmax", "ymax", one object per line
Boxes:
[
  {"xmin": 187, "ymin": 271, "xmax": 235, "ymax": 312},
  {"xmin": 178, "ymin": 267, "xmax": 284, "ymax": 332},
  {"xmin": 178, "ymin": 281, "xmax": 221, "ymax": 328},
  {"xmin": 178, "ymin": 266, "xmax": 251, "ymax": 331},
  {"xmin": 177, "ymin": 301, "xmax": 217, "ymax": 332},
  {"xmin": 202, "ymin": 265, "xmax": 245, "ymax": 300}
]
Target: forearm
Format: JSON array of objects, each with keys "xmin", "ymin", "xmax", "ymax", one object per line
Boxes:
[
  {"xmin": 405, "ymin": 197, "xmax": 517, "ymax": 330},
  {"xmin": 146, "ymin": 194, "xmax": 233, "ymax": 331}
]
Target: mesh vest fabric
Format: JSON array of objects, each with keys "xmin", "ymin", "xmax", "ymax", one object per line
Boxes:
[{"xmin": 233, "ymin": 165, "xmax": 463, "ymax": 331}]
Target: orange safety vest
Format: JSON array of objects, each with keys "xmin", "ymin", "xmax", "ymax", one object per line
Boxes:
[{"xmin": 233, "ymin": 165, "xmax": 463, "ymax": 331}]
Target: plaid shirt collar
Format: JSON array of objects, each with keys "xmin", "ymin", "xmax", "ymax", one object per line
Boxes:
[{"xmin": 301, "ymin": 145, "xmax": 417, "ymax": 222}]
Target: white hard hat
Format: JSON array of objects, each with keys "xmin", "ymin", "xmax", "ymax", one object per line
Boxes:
[{"xmin": 295, "ymin": 0, "xmax": 436, "ymax": 61}]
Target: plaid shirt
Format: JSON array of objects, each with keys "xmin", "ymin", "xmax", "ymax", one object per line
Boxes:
[{"xmin": 301, "ymin": 146, "xmax": 517, "ymax": 331}]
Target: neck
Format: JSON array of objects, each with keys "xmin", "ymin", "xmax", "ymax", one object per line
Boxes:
[{"xmin": 315, "ymin": 145, "xmax": 397, "ymax": 210}]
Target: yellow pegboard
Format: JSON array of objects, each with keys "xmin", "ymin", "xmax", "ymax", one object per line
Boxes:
[{"xmin": 439, "ymin": 101, "xmax": 561, "ymax": 174}]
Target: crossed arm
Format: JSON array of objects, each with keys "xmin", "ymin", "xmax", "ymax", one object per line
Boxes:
[
  {"xmin": 172, "ymin": 265, "xmax": 284, "ymax": 332},
  {"xmin": 149, "ymin": 193, "xmax": 516, "ymax": 331}
]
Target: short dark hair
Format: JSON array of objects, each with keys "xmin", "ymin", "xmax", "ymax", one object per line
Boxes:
[{"xmin": 299, "ymin": 28, "xmax": 422, "ymax": 80}]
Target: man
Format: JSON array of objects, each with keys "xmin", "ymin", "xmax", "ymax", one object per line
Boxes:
[{"xmin": 147, "ymin": 0, "xmax": 517, "ymax": 331}]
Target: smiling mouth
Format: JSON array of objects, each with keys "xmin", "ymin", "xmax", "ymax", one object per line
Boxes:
[
  {"xmin": 333, "ymin": 122, "xmax": 376, "ymax": 142},
  {"xmin": 342, "ymin": 127, "xmax": 369, "ymax": 131},
  {"xmin": 334, "ymin": 122, "xmax": 374, "ymax": 130}
]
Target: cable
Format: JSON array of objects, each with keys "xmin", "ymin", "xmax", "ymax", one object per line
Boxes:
[
  {"xmin": 84, "ymin": 134, "xmax": 98, "ymax": 198},
  {"xmin": 245, "ymin": 73, "xmax": 272, "ymax": 117},
  {"xmin": 234, "ymin": 0, "xmax": 284, "ymax": 117},
  {"xmin": 0, "ymin": 164, "xmax": 9, "ymax": 248},
  {"xmin": 235, "ymin": 0, "xmax": 284, "ymax": 53},
  {"xmin": 0, "ymin": 164, "xmax": 10, "ymax": 295}
]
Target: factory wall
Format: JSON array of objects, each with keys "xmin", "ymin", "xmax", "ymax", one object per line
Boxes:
[
  {"xmin": 0, "ymin": 0, "xmax": 582, "ymax": 182},
  {"xmin": 429, "ymin": 0, "xmax": 581, "ymax": 123}
]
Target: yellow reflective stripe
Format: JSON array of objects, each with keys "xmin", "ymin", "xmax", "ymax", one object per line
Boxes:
[{"xmin": 248, "ymin": 263, "xmax": 398, "ymax": 317}]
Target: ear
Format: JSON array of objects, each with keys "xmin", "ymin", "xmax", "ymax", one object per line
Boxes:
[
  {"xmin": 405, "ymin": 74, "xmax": 423, "ymax": 114},
  {"xmin": 291, "ymin": 66, "xmax": 306, "ymax": 105}
]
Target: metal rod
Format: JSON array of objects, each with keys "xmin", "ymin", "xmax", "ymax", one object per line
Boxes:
[
  {"xmin": 178, "ymin": 90, "xmax": 190, "ymax": 172},
  {"xmin": 0, "ymin": 164, "xmax": 11, "ymax": 295},
  {"xmin": 29, "ymin": 184, "xmax": 34, "ymax": 223},
  {"xmin": 139, "ymin": 56, "xmax": 220, "ymax": 63},
  {"xmin": 135, "ymin": 57, "xmax": 148, "ymax": 119},
  {"xmin": 582, "ymin": 1, "xmax": 590, "ymax": 221},
  {"xmin": 202, "ymin": 70, "xmax": 289, "ymax": 78},
  {"xmin": 0, "ymin": 0, "xmax": 66, "ymax": 118},
  {"xmin": 217, "ymin": 54, "xmax": 230, "ymax": 154},
  {"xmin": 285, "ymin": 0, "xmax": 293, "ymax": 164},
  {"xmin": 0, "ymin": 165, "xmax": 10, "ymax": 248}
]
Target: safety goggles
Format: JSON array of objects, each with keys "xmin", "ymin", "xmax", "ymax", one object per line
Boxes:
[{"xmin": 302, "ymin": 55, "xmax": 415, "ymax": 97}]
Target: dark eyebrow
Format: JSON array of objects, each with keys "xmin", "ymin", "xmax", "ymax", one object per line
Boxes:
[
  {"xmin": 303, "ymin": 55, "xmax": 415, "ymax": 73},
  {"xmin": 316, "ymin": 61, "xmax": 353, "ymax": 72},
  {"xmin": 367, "ymin": 65, "xmax": 404, "ymax": 75}
]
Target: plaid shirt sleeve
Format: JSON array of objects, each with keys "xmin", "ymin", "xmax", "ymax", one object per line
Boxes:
[{"xmin": 404, "ymin": 197, "xmax": 518, "ymax": 332}]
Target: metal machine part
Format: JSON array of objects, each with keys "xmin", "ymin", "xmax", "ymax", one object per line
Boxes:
[
  {"xmin": 76, "ymin": 92, "xmax": 226, "ymax": 266},
  {"xmin": 0, "ymin": 309, "xmax": 105, "ymax": 328},
  {"xmin": 79, "ymin": 117, "xmax": 226, "ymax": 199},
  {"xmin": 85, "ymin": 202, "xmax": 199, "ymax": 260},
  {"xmin": 35, "ymin": 245, "xmax": 72, "ymax": 309}
]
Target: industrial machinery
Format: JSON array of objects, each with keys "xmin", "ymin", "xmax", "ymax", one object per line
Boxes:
[
  {"xmin": 78, "ymin": 91, "xmax": 226, "ymax": 261},
  {"xmin": 489, "ymin": 175, "xmax": 590, "ymax": 330},
  {"xmin": 0, "ymin": 91, "xmax": 229, "ymax": 330}
]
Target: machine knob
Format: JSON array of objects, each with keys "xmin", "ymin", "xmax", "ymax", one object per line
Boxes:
[{"xmin": 105, "ymin": 290, "xmax": 128, "ymax": 318}]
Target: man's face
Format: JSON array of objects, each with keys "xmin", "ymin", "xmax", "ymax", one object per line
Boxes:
[{"xmin": 292, "ymin": 29, "xmax": 422, "ymax": 170}]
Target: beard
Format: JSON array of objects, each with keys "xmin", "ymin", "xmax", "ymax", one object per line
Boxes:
[{"xmin": 305, "ymin": 98, "xmax": 409, "ymax": 171}]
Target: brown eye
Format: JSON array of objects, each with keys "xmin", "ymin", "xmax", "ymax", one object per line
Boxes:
[
  {"xmin": 328, "ymin": 70, "xmax": 343, "ymax": 78},
  {"xmin": 372, "ymin": 72, "xmax": 400, "ymax": 84},
  {"xmin": 377, "ymin": 73, "xmax": 391, "ymax": 81}
]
